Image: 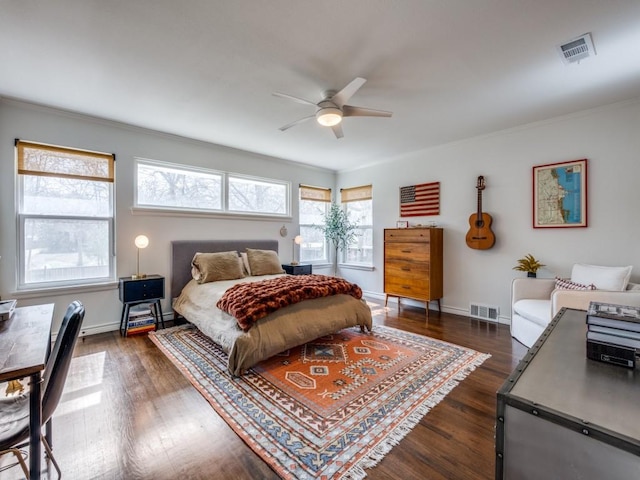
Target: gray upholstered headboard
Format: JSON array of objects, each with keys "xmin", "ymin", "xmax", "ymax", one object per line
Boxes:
[{"xmin": 170, "ymin": 240, "xmax": 279, "ymax": 300}]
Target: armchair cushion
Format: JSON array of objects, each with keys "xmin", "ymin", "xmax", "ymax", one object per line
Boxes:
[{"xmin": 513, "ymin": 299, "xmax": 552, "ymax": 328}]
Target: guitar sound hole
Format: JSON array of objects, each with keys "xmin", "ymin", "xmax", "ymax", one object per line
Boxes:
[{"xmin": 475, "ymin": 220, "xmax": 484, "ymax": 228}]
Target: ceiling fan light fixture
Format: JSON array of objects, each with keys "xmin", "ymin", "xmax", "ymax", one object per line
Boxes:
[{"xmin": 316, "ymin": 107, "xmax": 342, "ymax": 127}]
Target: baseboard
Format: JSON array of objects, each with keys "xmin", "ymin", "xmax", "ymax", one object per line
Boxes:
[
  {"xmin": 362, "ymin": 290, "xmax": 511, "ymax": 326},
  {"xmin": 53, "ymin": 312, "xmax": 172, "ymax": 340}
]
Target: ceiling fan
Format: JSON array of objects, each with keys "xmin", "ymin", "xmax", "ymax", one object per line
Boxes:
[{"xmin": 273, "ymin": 77, "xmax": 392, "ymax": 139}]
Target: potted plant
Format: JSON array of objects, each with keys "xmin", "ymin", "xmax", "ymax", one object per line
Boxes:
[
  {"xmin": 513, "ymin": 254, "xmax": 545, "ymax": 278},
  {"xmin": 315, "ymin": 203, "xmax": 359, "ymax": 276}
]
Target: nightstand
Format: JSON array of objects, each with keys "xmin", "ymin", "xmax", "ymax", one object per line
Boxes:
[
  {"xmin": 281, "ymin": 264, "xmax": 312, "ymax": 275},
  {"xmin": 118, "ymin": 274, "xmax": 165, "ymax": 336}
]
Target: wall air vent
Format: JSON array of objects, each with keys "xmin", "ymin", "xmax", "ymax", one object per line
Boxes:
[
  {"xmin": 469, "ymin": 303, "xmax": 500, "ymax": 322},
  {"xmin": 557, "ymin": 33, "xmax": 596, "ymax": 65}
]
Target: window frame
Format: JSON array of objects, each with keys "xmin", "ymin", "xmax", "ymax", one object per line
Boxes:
[
  {"xmin": 135, "ymin": 158, "xmax": 224, "ymax": 213},
  {"xmin": 340, "ymin": 185, "xmax": 373, "ymax": 267},
  {"xmin": 134, "ymin": 158, "xmax": 291, "ymax": 219},
  {"xmin": 298, "ymin": 184, "xmax": 331, "ymax": 265},
  {"xmin": 16, "ymin": 140, "xmax": 116, "ymax": 290}
]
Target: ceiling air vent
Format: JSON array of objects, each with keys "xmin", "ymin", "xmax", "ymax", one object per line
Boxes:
[{"xmin": 557, "ymin": 33, "xmax": 596, "ymax": 65}]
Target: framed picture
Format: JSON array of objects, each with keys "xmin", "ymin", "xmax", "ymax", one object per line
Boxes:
[
  {"xmin": 533, "ymin": 159, "xmax": 587, "ymax": 228},
  {"xmin": 396, "ymin": 221, "xmax": 409, "ymax": 228}
]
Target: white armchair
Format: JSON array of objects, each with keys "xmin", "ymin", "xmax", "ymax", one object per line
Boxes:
[{"xmin": 511, "ymin": 276, "xmax": 640, "ymax": 348}]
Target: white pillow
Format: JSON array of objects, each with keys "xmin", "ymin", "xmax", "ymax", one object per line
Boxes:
[
  {"xmin": 240, "ymin": 252, "xmax": 252, "ymax": 276},
  {"xmin": 571, "ymin": 264, "xmax": 632, "ymax": 292}
]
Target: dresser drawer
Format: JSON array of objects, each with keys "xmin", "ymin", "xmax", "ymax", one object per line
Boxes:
[
  {"xmin": 384, "ymin": 228, "xmax": 432, "ymax": 243},
  {"xmin": 385, "ymin": 262, "xmax": 429, "ymax": 280},
  {"xmin": 384, "ymin": 278, "xmax": 429, "ymax": 300},
  {"xmin": 385, "ymin": 242, "xmax": 430, "ymax": 262}
]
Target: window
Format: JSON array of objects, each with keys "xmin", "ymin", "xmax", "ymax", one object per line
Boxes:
[
  {"xmin": 137, "ymin": 159, "xmax": 222, "ymax": 211},
  {"xmin": 17, "ymin": 140, "xmax": 115, "ymax": 288},
  {"xmin": 341, "ymin": 185, "xmax": 373, "ymax": 265},
  {"xmin": 135, "ymin": 159, "xmax": 290, "ymax": 217},
  {"xmin": 228, "ymin": 174, "xmax": 288, "ymax": 215},
  {"xmin": 299, "ymin": 185, "xmax": 331, "ymax": 263}
]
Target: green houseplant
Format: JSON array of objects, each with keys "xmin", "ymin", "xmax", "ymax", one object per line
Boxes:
[
  {"xmin": 513, "ymin": 254, "xmax": 545, "ymax": 278},
  {"xmin": 315, "ymin": 203, "xmax": 358, "ymax": 276}
]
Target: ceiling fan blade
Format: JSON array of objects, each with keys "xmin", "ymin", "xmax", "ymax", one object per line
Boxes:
[
  {"xmin": 331, "ymin": 124, "xmax": 344, "ymax": 139},
  {"xmin": 272, "ymin": 92, "xmax": 317, "ymax": 107},
  {"xmin": 330, "ymin": 77, "xmax": 366, "ymax": 107},
  {"xmin": 342, "ymin": 105, "xmax": 392, "ymax": 118},
  {"xmin": 279, "ymin": 115, "xmax": 315, "ymax": 131}
]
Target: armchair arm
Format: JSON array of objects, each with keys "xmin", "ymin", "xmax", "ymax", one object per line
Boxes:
[
  {"xmin": 511, "ymin": 278, "xmax": 556, "ymax": 305},
  {"xmin": 551, "ymin": 289, "xmax": 640, "ymax": 317}
]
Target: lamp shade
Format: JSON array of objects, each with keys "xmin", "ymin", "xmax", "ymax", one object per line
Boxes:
[
  {"xmin": 294, "ymin": 235, "xmax": 303, "ymax": 245},
  {"xmin": 132, "ymin": 235, "xmax": 149, "ymax": 279},
  {"xmin": 134, "ymin": 235, "xmax": 149, "ymax": 249}
]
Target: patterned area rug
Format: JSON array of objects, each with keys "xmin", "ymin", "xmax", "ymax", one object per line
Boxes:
[{"xmin": 149, "ymin": 325, "xmax": 489, "ymax": 479}]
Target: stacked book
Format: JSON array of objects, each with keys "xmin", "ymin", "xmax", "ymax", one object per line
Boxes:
[
  {"xmin": 586, "ymin": 301, "xmax": 640, "ymax": 368},
  {"xmin": 126, "ymin": 305, "xmax": 156, "ymax": 336}
]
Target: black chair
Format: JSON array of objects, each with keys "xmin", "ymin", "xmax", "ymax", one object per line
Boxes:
[{"xmin": 0, "ymin": 300, "xmax": 85, "ymax": 479}]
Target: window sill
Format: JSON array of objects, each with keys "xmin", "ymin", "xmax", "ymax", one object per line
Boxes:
[
  {"xmin": 131, "ymin": 206, "xmax": 292, "ymax": 222},
  {"xmin": 12, "ymin": 280, "xmax": 118, "ymax": 299},
  {"xmin": 339, "ymin": 263, "xmax": 375, "ymax": 272}
]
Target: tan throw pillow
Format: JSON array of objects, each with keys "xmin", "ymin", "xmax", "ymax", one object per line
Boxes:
[
  {"xmin": 191, "ymin": 251, "xmax": 245, "ymax": 284},
  {"xmin": 246, "ymin": 248, "xmax": 285, "ymax": 276}
]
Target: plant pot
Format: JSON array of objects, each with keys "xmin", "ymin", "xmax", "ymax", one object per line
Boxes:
[{"xmin": 527, "ymin": 272, "xmax": 537, "ymax": 278}]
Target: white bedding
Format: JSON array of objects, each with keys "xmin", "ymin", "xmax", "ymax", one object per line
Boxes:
[{"xmin": 172, "ymin": 274, "xmax": 285, "ymax": 353}]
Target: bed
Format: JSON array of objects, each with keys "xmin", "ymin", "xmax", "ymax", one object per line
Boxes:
[{"xmin": 170, "ymin": 240, "xmax": 373, "ymax": 376}]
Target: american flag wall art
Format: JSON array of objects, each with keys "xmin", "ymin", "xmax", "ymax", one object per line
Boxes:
[{"xmin": 400, "ymin": 182, "xmax": 440, "ymax": 217}]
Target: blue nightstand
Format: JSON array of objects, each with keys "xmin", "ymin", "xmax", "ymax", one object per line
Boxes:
[
  {"xmin": 118, "ymin": 274, "xmax": 165, "ymax": 336},
  {"xmin": 281, "ymin": 264, "xmax": 312, "ymax": 275}
]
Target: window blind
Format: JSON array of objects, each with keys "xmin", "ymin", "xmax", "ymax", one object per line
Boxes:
[
  {"xmin": 16, "ymin": 140, "xmax": 115, "ymax": 183},
  {"xmin": 340, "ymin": 184, "xmax": 372, "ymax": 203},
  {"xmin": 300, "ymin": 184, "xmax": 331, "ymax": 202}
]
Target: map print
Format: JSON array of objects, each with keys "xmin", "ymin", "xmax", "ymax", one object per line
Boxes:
[{"xmin": 536, "ymin": 163, "xmax": 583, "ymax": 225}]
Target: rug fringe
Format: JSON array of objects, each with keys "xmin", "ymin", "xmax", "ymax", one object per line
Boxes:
[{"xmin": 340, "ymin": 352, "xmax": 491, "ymax": 480}]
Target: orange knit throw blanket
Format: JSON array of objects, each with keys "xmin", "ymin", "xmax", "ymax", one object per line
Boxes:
[{"xmin": 216, "ymin": 274, "xmax": 363, "ymax": 331}]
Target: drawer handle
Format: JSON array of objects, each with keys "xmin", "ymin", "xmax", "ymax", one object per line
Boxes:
[
  {"xmin": 401, "ymin": 267, "xmax": 411, "ymax": 271},
  {"xmin": 402, "ymin": 285, "xmax": 411, "ymax": 289},
  {"xmin": 401, "ymin": 249, "xmax": 412, "ymax": 253}
]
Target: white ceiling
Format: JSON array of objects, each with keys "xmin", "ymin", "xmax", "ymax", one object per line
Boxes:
[{"xmin": 1, "ymin": 1, "xmax": 639, "ymax": 171}]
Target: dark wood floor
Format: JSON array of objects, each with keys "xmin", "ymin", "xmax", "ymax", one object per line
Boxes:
[{"xmin": 1, "ymin": 299, "xmax": 527, "ymax": 479}]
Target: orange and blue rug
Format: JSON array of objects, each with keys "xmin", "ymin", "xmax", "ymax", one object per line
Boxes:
[{"xmin": 150, "ymin": 325, "xmax": 489, "ymax": 479}]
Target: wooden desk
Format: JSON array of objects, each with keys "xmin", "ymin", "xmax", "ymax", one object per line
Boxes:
[{"xmin": 0, "ymin": 303, "xmax": 54, "ymax": 480}]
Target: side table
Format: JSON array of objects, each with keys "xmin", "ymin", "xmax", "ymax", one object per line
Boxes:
[
  {"xmin": 282, "ymin": 263, "xmax": 312, "ymax": 275},
  {"xmin": 118, "ymin": 274, "xmax": 165, "ymax": 336}
]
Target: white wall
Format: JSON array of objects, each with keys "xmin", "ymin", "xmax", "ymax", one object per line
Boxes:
[
  {"xmin": 0, "ymin": 99, "xmax": 335, "ymax": 334},
  {"xmin": 2, "ymin": 97, "xmax": 639, "ymax": 334},
  {"xmin": 338, "ymin": 98, "xmax": 640, "ymax": 322}
]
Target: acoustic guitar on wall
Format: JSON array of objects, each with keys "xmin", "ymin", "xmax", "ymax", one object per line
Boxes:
[{"xmin": 466, "ymin": 175, "xmax": 495, "ymax": 250}]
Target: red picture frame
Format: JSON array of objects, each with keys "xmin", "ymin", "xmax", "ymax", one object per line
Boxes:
[{"xmin": 532, "ymin": 159, "xmax": 587, "ymax": 228}]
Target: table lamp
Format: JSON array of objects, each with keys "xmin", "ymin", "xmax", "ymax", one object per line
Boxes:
[
  {"xmin": 132, "ymin": 234, "xmax": 149, "ymax": 279},
  {"xmin": 291, "ymin": 235, "xmax": 303, "ymax": 265}
]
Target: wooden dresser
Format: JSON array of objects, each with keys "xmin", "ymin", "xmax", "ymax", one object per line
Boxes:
[{"xmin": 383, "ymin": 227, "xmax": 443, "ymax": 318}]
